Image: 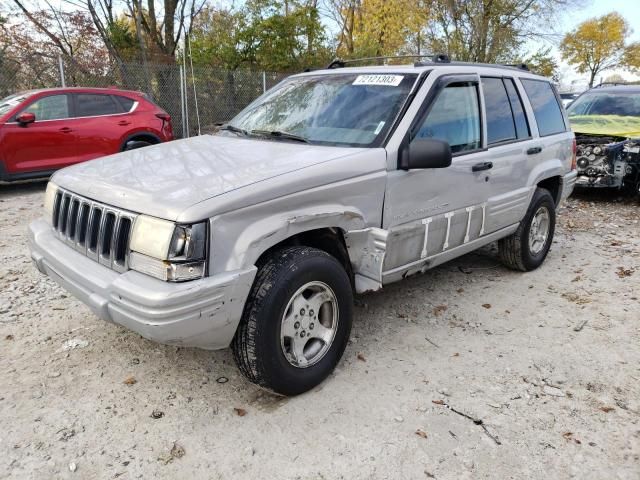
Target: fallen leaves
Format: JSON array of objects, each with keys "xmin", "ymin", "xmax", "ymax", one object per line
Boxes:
[
  {"xmin": 123, "ymin": 376, "xmax": 137, "ymax": 385},
  {"xmin": 561, "ymin": 292, "xmax": 591, "ymax": 305},
  {"xmin": 616, "ymin": 266, "xmax": 634, "ymax": 278},
  {"xmin": 158, "ymin": 442, "xmax": 185, "ymax": 465},
  {"xmin": 233, "ymin": 407, "xmax": 247, "ymax": 417},
  {"xmin": 151, "ymin": 409, "xmax": 164, "ymax": 419},
  {"xmin": 482, "ymin": 304, "xmax": 492, "ymax": 309},
  {"xmin": 415, "ymin": 429, "xmax": 428, "ymax": 439},
  {"xmin": 356, "ymin": 352, "xmax": 366, "ymax": 362},
  {"xmin": 431, "ymin": 399, "xmax": 445, "ymax": 405},
  {"xmin": 5, "ymin": 334, "xmax": 14, "ymax": 340},
  {"xmin": 562, "ymin": 432, "xmax": 582, "ymax": 445},
  {"xmin": 599, "ymin": 406, "xmax": 615, "ymax": 413},
  {"xmin": 433, "ymin": 305, "xmax": 448, "ymax": 316}
]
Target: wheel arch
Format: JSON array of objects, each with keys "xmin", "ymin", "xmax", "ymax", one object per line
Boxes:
[{"xmin": 120, "ymin": 131, "xmax": 162, "ymax": 151}]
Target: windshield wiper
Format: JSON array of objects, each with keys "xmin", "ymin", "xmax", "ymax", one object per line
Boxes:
[
  {"xmin": 218, "ymin": 124, "xmax": 249, "ymax": 136},
  {"xmin": 251, "ymin": 129, "xmax": 310, "ymax": 144}
]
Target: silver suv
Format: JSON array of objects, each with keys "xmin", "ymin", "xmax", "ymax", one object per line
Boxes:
[{"xmin": 29, "ymin": 59, "xmax": 577, "ymax": 395}]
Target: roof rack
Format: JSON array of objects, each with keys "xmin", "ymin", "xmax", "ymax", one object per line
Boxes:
[
  {"xmin": 326, "ymin": 53, "xmax": 450, "ymax": 69},
  {"xmin": 501, "ymin": 63, "xmax": 529, "ymax": 71}
]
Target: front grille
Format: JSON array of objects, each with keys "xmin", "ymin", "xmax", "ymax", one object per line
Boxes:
[{"xmin": 51, "ymin": 188, "xmax": 137, "ymax": 272}]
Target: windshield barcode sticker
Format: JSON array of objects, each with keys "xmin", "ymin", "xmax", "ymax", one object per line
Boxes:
[{"xmin": 353, "ymin": 75, "xmax": 404, "ymax": 87}]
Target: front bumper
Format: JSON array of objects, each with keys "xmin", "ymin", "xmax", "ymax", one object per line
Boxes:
[
  {"xmin": 560, "ymin": 170, "xmax": 578, "ymax": 200},
  {"xmin": 29, "ymin": 218, "xmax": 257, "ymax": 350}
]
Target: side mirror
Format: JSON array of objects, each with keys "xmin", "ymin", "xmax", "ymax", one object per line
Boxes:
[
  {"xmin": 16, "ymin": 112, "xmax": 36, "ymax": 125},
  {"xmin": 405, "ymin": 138, "xmax": 452, "ymax": 169}
]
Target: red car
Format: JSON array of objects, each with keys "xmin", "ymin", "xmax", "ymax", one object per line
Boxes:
[{"xmin": 0, "ymin": 87, "xmax": 173, "ymax": 182}]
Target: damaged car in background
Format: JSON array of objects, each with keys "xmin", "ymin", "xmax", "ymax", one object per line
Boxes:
[{"xmin": 567, "ymin": 85, "xmax": 640, "ymax": 195}]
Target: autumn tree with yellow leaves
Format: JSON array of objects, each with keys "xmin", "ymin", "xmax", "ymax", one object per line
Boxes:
[{"xmin": 560, "ymin": 12, "xmax": 640, "ymax": 88}]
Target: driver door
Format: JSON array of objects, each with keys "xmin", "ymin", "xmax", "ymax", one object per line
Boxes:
[
  {"xmin": 2, "ymin": 94, "xmax": 76, "ymax": 174},
  {"xmin": 382, "ymin": 74, "xmax": 493, "ymax": 281}
]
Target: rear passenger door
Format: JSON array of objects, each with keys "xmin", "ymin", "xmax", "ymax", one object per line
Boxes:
[
  {"xmin": 480, "ymin": 76, "xmax": 536, "ymax": 232},
  {"xmin": 70, "ymin": 93, "xmax": 130, "ymax": 162}
]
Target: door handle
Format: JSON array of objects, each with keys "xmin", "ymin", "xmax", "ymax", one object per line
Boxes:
[
  {"xmin": 472, "ymin": 161, "xmax": 493, "ymax": 172},
  {"xmin": 527, "ymin": 146, "xmax": 542, "ymax": 155},
  {"xmin": 117, "ymin": 121, "xmax": 131, "ymax": 126},
  {"xmin": 59, "ymin": 127, "xmax": 72, "ymax": 133}
]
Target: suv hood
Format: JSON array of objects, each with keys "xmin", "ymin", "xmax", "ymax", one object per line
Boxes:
[{"xmin": 52, "ymin": 135, "xmax": 363, "ymax": 221}]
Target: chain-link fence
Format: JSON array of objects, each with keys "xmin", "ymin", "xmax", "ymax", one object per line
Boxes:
[{"xmin": 0, "ymin": 57, "xmax": 288, "ymax": 138}]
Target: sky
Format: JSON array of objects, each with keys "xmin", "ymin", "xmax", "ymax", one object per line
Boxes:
[{"xmin": 536, "ymin": 0, "xmax": 640, "ymax": 91}]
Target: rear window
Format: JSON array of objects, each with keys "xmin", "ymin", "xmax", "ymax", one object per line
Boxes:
[
  {"xmin": 521, "ymin": 79, "xmax": 566, "ymax": 136},
  {"xmin": 75, "ymin": 94, "xmax": 121, "ymax": 117}
]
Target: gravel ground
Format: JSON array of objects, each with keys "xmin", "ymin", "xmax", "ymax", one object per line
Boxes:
[{"xmin": 1, "ymin": 182, "xmax": 639, "ymax": 480}]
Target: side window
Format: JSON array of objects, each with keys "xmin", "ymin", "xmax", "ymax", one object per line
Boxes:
[
  {"xmin": 481, "ymin": 77, "xmax": 516, "ymax": 144},
  {"xmin": 75, "ymin": 94, "xmax": 121, "ymax": 117},
  {"xmin": 503, "ymin": 79, "xmax": 530, "ymax": 139},
  {"xmin": 520, "ymin": 79, "xmax": 566, "ymax": 136},
  {"xmin": 114, "ymin": 95, "xmax": 135, "ymax": 112},
  {"xmin": 416, "ymin": 83, "xmax": 481, "ymax": 153},
  {"xmin": 22, "ymin": 95, "xmax": 69, "ymax": 121}
]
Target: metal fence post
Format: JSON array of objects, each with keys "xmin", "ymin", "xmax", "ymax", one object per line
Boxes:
[
  {"xmin": 58, "ymin": 55, "xmax": 66, "ymax": 88},
  {"xmin": 263, "ymin": 71, "xmax": 267, "ymax": 93},
  {"xmin": 179, "ymin": 65, "xmax": 187, "ymax": 138}
]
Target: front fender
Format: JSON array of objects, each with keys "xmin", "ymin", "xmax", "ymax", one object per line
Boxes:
[{"xmin": 210, "ymin": 205, "xmax": 368, "ymax": 272}]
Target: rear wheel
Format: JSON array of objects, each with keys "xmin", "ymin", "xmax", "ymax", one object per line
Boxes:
[
  {"xmin": 123, "ymin": 140, "xmax": 153, "ymax": 151},
  {"xmin": 499, "ymin": 187, "xmax": 556, "ymax": 271},
  {"xmin": 232, "ymin": 246, "xmax": 353, "ymax": 396}
]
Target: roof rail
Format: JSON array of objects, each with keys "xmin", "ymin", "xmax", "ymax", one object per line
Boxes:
[
  {"xmin": 326, "ymin": 53, "xmax": 450, "ymax": 69},
  {"xmin": 593, "ymin": 81, "xmax": 628, "ymax": 88},
  {"xmin": 501, "ymin": 63, "xmax": 529, "ymax": 71}
]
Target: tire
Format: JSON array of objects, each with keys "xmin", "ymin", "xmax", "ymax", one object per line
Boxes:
[
  {"xmin": 123, "ymin": 140, "xmax": 153, "ymax": 151},
  {"xmin": 499, "ymin": 187, "xmax": 556, "ymax": 272},
  {"xmin": 232, "ymin": 246, "xmax": 353, "ymax": 396}
]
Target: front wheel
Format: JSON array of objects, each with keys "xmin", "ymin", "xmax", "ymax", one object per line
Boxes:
[
  {"xmin": 232, "ymin": 246, "xmax": 353, "ymax": 396},
  {"xmin": 499, "ymin": 187, "xmax": 556, "ymax": 271}
]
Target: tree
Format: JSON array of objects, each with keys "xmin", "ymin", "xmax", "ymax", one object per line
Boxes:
[
  {"xmin": 190, "ymin": 0, "xmax": 331, "ymax": 71},
  {"xmin": 524, "ymin": 48, "xmax": 558, "ymax": 79},
  {"xmin": 560, "ymin": 12, "xmax": 640, "ymax": 88}
]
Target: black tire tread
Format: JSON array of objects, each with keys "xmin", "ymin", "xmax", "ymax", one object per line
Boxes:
[
  {"xmin": 232, "ymin": 246, "xmax": 344, "ymax": 392},
  {"xmin": 499, "ymin": 187, "xmax": 555, "ymax": 272}
]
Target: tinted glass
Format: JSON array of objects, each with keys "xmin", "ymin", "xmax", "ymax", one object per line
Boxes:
[
  {"xmin": 521, "ymin": 79, "xmax": 566, "ymax": 136},
  {"xmin": 230, "ymin": 73, "xmax": 418, "ymax": 147},
  {"xmin": 115, "ymin": 95, "xmax": 135, "ymax": 111},
  {"xmin": 76, "ymin": 94, "xmax": 121, "ymax": 117},
  {"xmin": 567, "ymin": 91, "xmax": 640, "ymax": 117},
  {"xmin": 416, "ymin": 84, "xmax": 480, "ymax": 153},
  {"xmin": 23, "ymin": 95, "xmax": 69, "ymax": 121},
  {"xmin": 504, "ymin": 79, "xmax": 530, "ymax": 139},
  {"xmin": 482, "ymin": 77, "xmax": 516, "ymax": 144}
]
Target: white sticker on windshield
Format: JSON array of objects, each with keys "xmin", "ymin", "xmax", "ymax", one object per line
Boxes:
[
  {"xmin": 374, "ymin": 121, "xmax": 385, "ymax": 135},
  {"xmin": 353, "ymin": 75, "xmax": 404, "ymax": 87}
]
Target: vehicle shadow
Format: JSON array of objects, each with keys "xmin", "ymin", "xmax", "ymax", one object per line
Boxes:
[
  {"xmin": 0, "ymin": 179, "xmax": 47, "ymax": 199},
  {"xmin": 571, "ymin": 187, "xmax": 638, "ymax": 205},
  {"xmin": 94, "ymin": 242, "xmax": 505, "ymax": 409}
]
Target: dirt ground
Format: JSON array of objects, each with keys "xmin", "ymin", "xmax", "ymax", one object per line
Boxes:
[{"xmin": 0, "ymin": 182, "xmax": 638, "ymax": 480}]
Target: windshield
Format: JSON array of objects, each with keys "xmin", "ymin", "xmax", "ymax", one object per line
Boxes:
[
  {"xmin": 567, "ymin": 91, "xmax": 640, "ymax": 117},
  {"xmin": 226, "ymin": 73, "xmax": 419, "ymax": 147},
  {"xmin": 0, "ymin": 92, "xmax": 28, "ymax": 116}
]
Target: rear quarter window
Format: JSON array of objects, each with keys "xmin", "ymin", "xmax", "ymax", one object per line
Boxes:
[
  {"xmin": 521, "ymin": 79, "xmax": 566, "ymax": 137},
  {"xmin": 113, "ymin": 95, "xmax": 135, "ymax": 112}
]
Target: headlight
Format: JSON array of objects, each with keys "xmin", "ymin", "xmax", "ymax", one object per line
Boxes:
[
  {"xmin": 44, "ymin": 182, "xmax": 58, "ymax": 219},
  {"xmin": 129, "ymin": 216, "xmax": 208, "ymax": 282}
]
